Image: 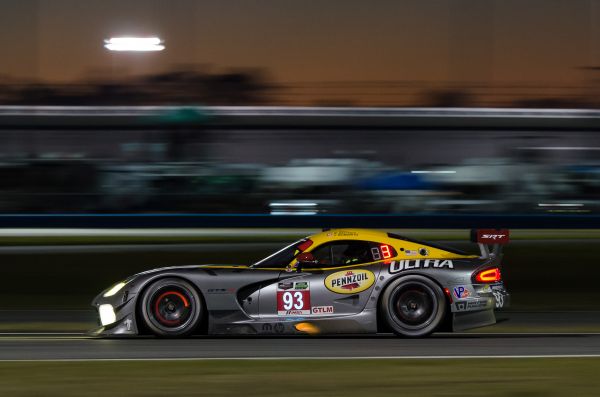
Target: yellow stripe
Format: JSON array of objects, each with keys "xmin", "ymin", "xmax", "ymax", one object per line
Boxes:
[
  {"xmin": 201, "ymin": 261, "xmax": 391, "ymax": 272},
  {"xmin": 316, "ymin": 260, "xmax": 388, "ymax": 271},
  {"xmin": 200, "ymin": 265, "xmax": 286, "ymax": 271}
]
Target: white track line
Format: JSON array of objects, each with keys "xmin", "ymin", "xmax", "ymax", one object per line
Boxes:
[
  {"xmin": 452, "ymin": 332, "xmax": 600, "ymax": 336},
  {"xmin": 3, "ymin": 332, "xmax": 600, "ymax": 337},
  {"xmin": 1, "ymin": 355, "xmax": 600, "ymax": 362},
  {"xmin": 0, "ymin": 332, "xmax": 84, "ymax": 334}
]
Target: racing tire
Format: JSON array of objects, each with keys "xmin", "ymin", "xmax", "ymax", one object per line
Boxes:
[
  {"xmin": 140, "ymin": 278, "xmax": 203, "ymax": 337},
  {"xmin": 381, "ymin": 275, "xmax": 446, "ymax": 337}
]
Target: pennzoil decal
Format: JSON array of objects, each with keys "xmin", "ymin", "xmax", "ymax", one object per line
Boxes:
[
  {"xmin": 325, "ymin": 269, "xmax": 375, "ymax": 294},
  {"xmin": 389, "ymin": 259, "xmax": 454, "ymax": 274}
]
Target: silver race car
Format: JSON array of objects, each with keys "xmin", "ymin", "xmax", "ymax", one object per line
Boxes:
[{"xmin": 91, "ymin": 228, "xmax": 510, "ymax": 337}]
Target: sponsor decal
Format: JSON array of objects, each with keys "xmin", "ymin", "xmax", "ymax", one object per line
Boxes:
[
  {"xmin": 453, "ymin": 286, "xmax": 470, "ymax": 299},
  {"xmin": 278, "ymin": 281, "xmax": 308, "ymax": 290},
  {"xmin": 124, "ymin": 318, "xmax": 132, "ymax": 331},
  {"xmin": 474, "ymin": 229, "xmax": 510, "ymax": 244},
  {"xmin": 311, "ymin": 306, "xmax": 334, "ymax": 315},
  {"xmin": 207, "ymin": 288, "xmax": 235, "ymax": 294},
  {"xmin": 262, "ymin": 323, "xmax": 285, "ymax": 334},
  {"xmin": 281, "ymin": 309, "xmax": 308, "ymax": 315},
  {"xmin": 454, "ymin": 299, "xmax": 489, "ymax": 311},
  {"xmin": 294, "ymin": 281, "xmax": 309, "ymax": 290},
  {"xmin": 404, "ymin": 249, "xmax": 418, "ymax": 256},
  {"xmin": 333, "ymin": 230, "xmax": 359, "ymax": 237},
  {"xmin": 389, "ymin": 259, "xmax": 454, "ymax": 273},
  {"xmin": 277, "ymin": 282, "xmax": 294, "ymax": 290},
  {"xmin": 324, "ymin": 269, "xmax": 376, "ymax": 294},
  {"xmin": 277, "ymin": 282, "xmax": 311, "ymax": 315},
  {"xmin": 482, "ymin": 234, "xmax": 507, "ymax": 240}
]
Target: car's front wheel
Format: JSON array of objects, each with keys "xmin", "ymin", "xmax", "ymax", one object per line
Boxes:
[
  {"xmin": 381, "ymin": 275, "xmax": 446, "ymax": 337},
  {"xmin": 139, "ymin": 278, "xmax": 203, "ymax": 337}
]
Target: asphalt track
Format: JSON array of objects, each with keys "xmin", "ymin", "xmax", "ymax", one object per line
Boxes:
[{"xmin": 1, "ymin": 333, "xmax": 600, "ymax": 360}]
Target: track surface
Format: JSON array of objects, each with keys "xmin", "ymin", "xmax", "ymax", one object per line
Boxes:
[{"xmin": 2, "ymin": 333, "xmax": 600, "ymax": 360}]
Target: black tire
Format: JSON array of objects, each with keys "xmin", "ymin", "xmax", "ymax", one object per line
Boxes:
[
  {"xmin": 139, "ymin": 278, "xmax": 203, "ymax": 337},
  {"xmin": 381, "ymin": 275, "xmax": 446, "ymax": 337}
]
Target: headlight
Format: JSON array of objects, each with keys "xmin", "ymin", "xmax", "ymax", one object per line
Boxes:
[
  {"xmin": 103, "ymin": 282, "xmax": 126, "ymax": 297},
  {"xmin": 98, "ymin": 304, "xmax": 116, "ymax": 326}
]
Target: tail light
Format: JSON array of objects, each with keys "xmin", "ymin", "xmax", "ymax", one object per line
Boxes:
[{"xmin": 474, "ymin": 267, "xmax": 502, "ymax": 283}]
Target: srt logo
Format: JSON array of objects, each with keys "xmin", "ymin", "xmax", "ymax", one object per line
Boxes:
[{"xmin": 481, "ymin": 234, "xmax": 506, "ymax": 240}]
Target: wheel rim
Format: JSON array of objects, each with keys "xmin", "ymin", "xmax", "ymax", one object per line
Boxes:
[
  {"xmin": 390, "ymin": 283, "xmax": 437, "ymax": 329},
  {"xmin": 150, "ymin": 287, "xmax": 193, "ymax": 328}
]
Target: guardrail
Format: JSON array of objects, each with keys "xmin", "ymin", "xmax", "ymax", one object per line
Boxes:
[
  {"xmin": 0, "ymin": 214, "xmax": 598, "ymax": 229},
  {"xmin": 1, "ymin": 106, "xmax": 600, "ymax": 129}
]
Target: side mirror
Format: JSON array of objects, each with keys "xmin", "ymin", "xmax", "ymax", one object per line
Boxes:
[{"xmin": 294, "ymin": 252, "xmax": 317, "ymax": 272}]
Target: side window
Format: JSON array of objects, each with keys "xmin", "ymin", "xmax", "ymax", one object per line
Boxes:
[
  {"xmin": 331, "ymin": 241, "xmax": 373, "ymax": 266},
  {"xmin": 309, "ymin": 244, "xmax": 332, "ymax": 266},
  {"xmin": 305, "ymin": 240, "xmax": 398, "ymax": 268}
]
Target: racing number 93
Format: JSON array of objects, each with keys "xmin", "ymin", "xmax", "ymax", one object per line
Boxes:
[
  {"xmin": 282, "ymin": 291, "xmax": 304, "ymax": 310},
  {"xmin": 277, "ymin": 282, "xmax": 311, "ymax": 315}
]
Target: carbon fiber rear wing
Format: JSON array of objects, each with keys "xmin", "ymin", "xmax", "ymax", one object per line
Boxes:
[{"xmin": 470, "ymin": 229, "xmax": 509, "ymax": 259}]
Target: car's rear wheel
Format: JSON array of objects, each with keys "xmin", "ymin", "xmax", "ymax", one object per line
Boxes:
[
  {"xmin": 381, "ymin": 275, "xmax": 446, "ymax": 337},
  {"xmin": 140, "ymin": 278, "xmax": 203, "ymax": 337}
]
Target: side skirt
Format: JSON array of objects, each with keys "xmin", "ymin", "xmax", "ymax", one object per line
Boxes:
[{"xmin": 452, "ymin": 309, "xmax": 496, "ymax": 332}]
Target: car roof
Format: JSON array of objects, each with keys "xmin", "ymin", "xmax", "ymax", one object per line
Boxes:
[
  {"xmin": 308, "ymin": 228, "xmax": 390, "ymax": 244},
  {"xmin": 307, "ymin": 228, "xmax": 474, "ymax": 258}
]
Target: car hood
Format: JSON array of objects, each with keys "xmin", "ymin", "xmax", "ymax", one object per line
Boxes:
[{"xmin": 127, "ymin": 264, "xmax": 248, "ymax": 281}]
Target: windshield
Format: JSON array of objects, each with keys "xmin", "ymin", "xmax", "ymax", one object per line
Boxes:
[{"xmin": 251, "ymin": 238, "xmax": 312, "ymax": 268}]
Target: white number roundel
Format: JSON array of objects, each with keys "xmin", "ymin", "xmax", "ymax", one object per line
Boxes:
[{"xmin": 282, "ymin": 291, "xmax": 304, "ymax": 310}]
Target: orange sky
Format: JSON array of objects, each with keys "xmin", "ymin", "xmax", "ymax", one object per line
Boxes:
[{"xmin": 1, "ymin": 0, "xmax": 600, "ymax": 87}]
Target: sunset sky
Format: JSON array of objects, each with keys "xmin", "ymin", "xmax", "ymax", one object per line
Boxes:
[{"xmin": 1, "ymin": 0, "xmax": 600, "ymax": 87}]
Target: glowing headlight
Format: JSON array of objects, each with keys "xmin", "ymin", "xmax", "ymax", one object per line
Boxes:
[
  {"xmin": 98, "ymin": 304, "xmax": 116, "ymax": 326},
  {"xmin": 103, "ymin": 282, "xmax": 126, "ymax": 297}
]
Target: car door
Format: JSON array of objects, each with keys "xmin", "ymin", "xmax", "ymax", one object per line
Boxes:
[{"xmin": 258, "ymin": 240, "xmax": 387, "ymax": 320}]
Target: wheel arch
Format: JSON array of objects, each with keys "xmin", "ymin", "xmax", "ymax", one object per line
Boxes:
[
  {"xmin": 135, "ymin": 274, "xmax": 208, "ymax": 336},
  {"xmin": 375, "ymin": 272, "xmax": 451, "ymax": 333}
]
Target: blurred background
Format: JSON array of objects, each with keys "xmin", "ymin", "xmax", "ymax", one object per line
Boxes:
[
  {"xmin": 0, "ymin": 1, "xmax": 599, "ymax": 216},
  {"xmin": 0, "ymin": 0, "xmax": 597, "ymax": 320},
  {"xmin": 2, "ymin": 2, "xmax": 600, "ymax": 396}
]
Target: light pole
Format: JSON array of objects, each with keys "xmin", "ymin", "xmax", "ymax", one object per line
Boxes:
[
  {"xmin": 103, "ymin": 37, "xmax": 165, "ymax": 82},
  {"xmin": 104, "ymin": 37, "xmax": 165, "ymax": 52}
]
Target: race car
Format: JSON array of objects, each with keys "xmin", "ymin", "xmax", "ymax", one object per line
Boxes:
[{"xmin": 91, "ymin": 228, "xmax": 510, "ymax": 338}]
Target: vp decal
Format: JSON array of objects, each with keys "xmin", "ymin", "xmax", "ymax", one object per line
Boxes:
[
  {"xmin": 453, "ymin": 286, "xmax": 470, "ymax": 299},
  {"xmin": 325, "ymin": 269, "xmax": 375, "ymax": 294},
  {"xmin": 389, "ymin": 259, "xmax": 454, "ymax": 274}
]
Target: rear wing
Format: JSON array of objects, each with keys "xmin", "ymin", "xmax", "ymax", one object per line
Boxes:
[{"xmin": 470, "ymin": 229, "xmax": 509, "ymax": 259}]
